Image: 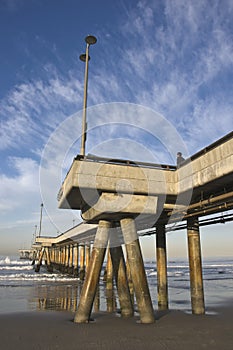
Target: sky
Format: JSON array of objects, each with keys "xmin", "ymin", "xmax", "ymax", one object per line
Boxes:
[{"xmin": 0, "ymin": 0, "xmax": 233, "ymax": 258}]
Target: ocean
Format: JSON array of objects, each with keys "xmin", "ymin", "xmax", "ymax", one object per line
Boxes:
[{"xmin": 0, "ymin": 256, "xmax": 232, "ymax": 314}]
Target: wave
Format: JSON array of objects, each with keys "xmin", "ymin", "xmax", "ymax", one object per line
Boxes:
[
  {"xmin": 0, "ymin": 258, "xmax": 32, "ymax": 266},
  {"xmin": 0, "ymin": 273, "xmax": 78, "ymax": 282},
  {"xmin": 0, "ymin": 265, "xmax": 33, "ymax": 271}
]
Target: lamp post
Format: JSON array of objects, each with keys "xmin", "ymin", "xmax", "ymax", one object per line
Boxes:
[
  {"xmin": 79, "ymin": 35, "xmax": 97, "ymax": 156},
  {"xmin": 38, "ymin": 203, "xmax": 43, "ymax": 237}
]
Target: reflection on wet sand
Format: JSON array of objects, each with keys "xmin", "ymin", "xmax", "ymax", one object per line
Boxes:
[{"xmin": 33, "ymin": 279, "xmax": 118, "ymax": 314}]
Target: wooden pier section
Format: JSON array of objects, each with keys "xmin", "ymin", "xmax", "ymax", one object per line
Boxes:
[{"xmin": 34, "ymin": 131, "xmax": 233, "ymax": 323}]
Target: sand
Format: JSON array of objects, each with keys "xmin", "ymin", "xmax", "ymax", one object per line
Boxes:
[{"xmin": 0, "ymin": 307, "xmax": 232, "ymax": 350}]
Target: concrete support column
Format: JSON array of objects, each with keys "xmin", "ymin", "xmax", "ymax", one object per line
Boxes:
[
  {"xmin": 85, "ymin": 244, "xmax": 91, "ymax": 271},
  {"xmin": 110, "ymin": 245, "xmax": 134, "ymax": 317},
  {"xmin": 61, "ymin": 247, "xmax": 65, "ymax": 269},
  {"xmin": 35, "ymin": 248, "xmax": 44, "ymax": 272},
  {"xmin": 156, "ymin": 223, "xmax": 168, "ymax": 310},
  {"xmin": 126, "ymin": 258, "xmax": 134, "ymax": 306},
  {"xmin": 94, "ymin": 286, "xmax": 100, "ymax": 312},
  {"xmin": 105, "ymin": 248, "xmax": 115, "ymax": 313},
  {"xmin": 120, "ymin": 218, "xmax": 154, "ymax": 324},
  {"xmin": 69, "ymin": 244, "xmax": 73, "ymax": 274},
  {"xmin": 74, "ymin": 220, "xmax": 110, "ymax": 323},
  {"xmin": 73, "ymin": 243, "xmax": 79, "ymax": 276},
  {"xmin": 79, "ymin": 245, "xmax": 85, "ymax": 281},
  {"xmin": 65, "ymin": 245, "xmax": 70, "ymax": 271},
  {"xmin": 58, "ymin": 247, "xmax": 62, "ymax": 266},
  {"xmin": 52, "ymin": 248, "xmax": 55, "ymax": 264},
  {"xmin": 45, "ymin": 247, "xmax": 53, "ymax": 272},
  {"xmin": 187, "ymin": 216, "xmax": 205, "ymax": 315}
]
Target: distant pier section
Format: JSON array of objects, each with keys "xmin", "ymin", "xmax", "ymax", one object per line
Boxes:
[{"xmin": 19, "ymin": 249, "xmax": 32, "ymax": 260}]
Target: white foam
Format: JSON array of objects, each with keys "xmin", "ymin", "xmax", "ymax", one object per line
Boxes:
[{"xmin": 0, "ymin": 273, "xmax": 77, "ymax": 282}]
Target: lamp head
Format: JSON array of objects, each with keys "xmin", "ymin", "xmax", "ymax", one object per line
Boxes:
[
  {"xmin": 79, "ymin": 54, "xmax": 90, "ymax": 62},
  {"xmin": 85, "ymin": 35, "xmax": 97, "ymax": 45}
]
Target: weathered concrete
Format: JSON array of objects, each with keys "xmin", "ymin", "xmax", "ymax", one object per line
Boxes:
[
  {"xmin": 74, "ymin": 220, "xmax": 110, "ymax": 323},
  {"xmin": 81, "ymin": 192, "xmax": 158, "ymax": 222},
  {"xmin": 105, "ymin": 249, "xmax": 115, "ymax": 313},
  {"xmin": 58, "ymin": 158, "xmax": 175, "ymax": 210},
  {"xmin": 156, "ymin": 223, "xmax": 168, "ymax": 310},
  {"xmin": 58, "ymin": 133, "xmax": 233, "ymax": 214},
  {"xmin": 121, "ymin": 218, "xmax": 155, "ymax": 324},
  {"xmin": 187, "ymin": 216, "xmax": 205, "ymax": 314},
  {"xmin": 79, "ymin": 245, "xmax": 85, "ymax": 281},
  {"xmin": 110, "ymin": 245, "xmax": 134, "ymax": 317}
]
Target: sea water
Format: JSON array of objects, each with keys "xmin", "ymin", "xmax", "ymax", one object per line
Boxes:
[{"xmin": 0, "ymin": 256, "xmax": 232, "ymax": 314}]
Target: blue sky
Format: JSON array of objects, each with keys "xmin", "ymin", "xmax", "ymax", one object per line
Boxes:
[{"xmin": 0, "ymin": 0, "xmax": 233, "ymax": 257}]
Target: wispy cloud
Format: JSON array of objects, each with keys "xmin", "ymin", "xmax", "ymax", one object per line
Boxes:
[
  {"xmin": 0, "ymin": 0, "xmax": 233, "ymax": 252},
  {"xmin": 0, "ymin": 67, "xmax": 84, "ymax": 152}
]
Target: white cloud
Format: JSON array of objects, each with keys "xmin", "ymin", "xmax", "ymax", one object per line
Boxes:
[
  {"xmin": 0, "ymin": 157, "xmax": 39, "ymax": 213},
  {"xmin": 0, "ymin": 67, "xmax": 84, "ymax": 152}
]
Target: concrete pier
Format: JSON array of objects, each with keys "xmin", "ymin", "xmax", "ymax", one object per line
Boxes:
[
  {"xmin": 73, "ymin": 244, "xmax": 79, "ymax": 276},
  {"xmin": 120, "ymin": 218, "xmax": 155, "ymax": 323},
  {"xmin": 79, "ymin": 245, "xmax": 85, "ymax": 281},
  {"xmin": 85, "ymin": 244, "xmax": 91, "ymax": 271},
  {"xmin": 74, "ymin": 220, "xmax": 110, "ymax": 323},
  {"xmin": 156, "ymin": 223, "xmax": 168, "ymax": 310},
  {"xmin": 105, "ymin": 249, "xmax": 115, "ymax": 313},
  {"xmin": 187, "ymin": 216, "xmax": 205, "ymax": 314},
  {"xmin": 68, "ymin": 244, "xmax": 73, "ymax": 274},
  {"xmin": 31, "ymin": 132, "xmax": 233, "ymax": 323},
  {"xmin": 110, "ymin": 245, "xmax": 134, "ymax": 317}
]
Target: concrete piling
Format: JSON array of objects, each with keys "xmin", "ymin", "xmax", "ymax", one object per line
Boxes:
[
  {"xmin": 74, "ymin": 220, "xmax": 110, "ymax": 323},
  {"xmin": 187, "ymin": 216, "xmax": 205, "ymax": 315},
  {"xmin": 73, "ymin": 243, "xmax": 79, "ymax": 276},
  {"xmin": 120, "ymin": 218, "xmax": 155, "ymax": 324},
  {"xmin": 35, "ymin": 247, "xmax": 44, "ymax": 272},
  {"xmin": 68, "ymin": 244, "xmax": 73, "ymax": 274},
  {"xmin": 156, "ymin": 223, "xmax": 168, "ymax": 310},
  {"xmin": 94, "ymin": 285, "xmax": 100, "ymax": 312},
  {"xmin": 65, "ymin": 246, "xmax": 68, "ymax": 270},
  {"xmin": 79, "ymin": 245, "xmax": 85, "ymax": 281},
  {"xmin": 85, "ymin": 244, "xmax": 90, "ymax": 271},
  {"xmin": 110, "ymin": 245, "xmax": 134, "ymax": 317},
  {"xmin": 105, "ymin": 248, "xmax": 115, "ymax": 313},
  {"xmin": 45, "ymin": 247, "xmax": 53, "ymax": 272}
]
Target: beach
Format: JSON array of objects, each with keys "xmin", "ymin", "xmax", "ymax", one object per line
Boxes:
[
  {"xmin": 0, "ymin": 307, "xmax": 233, "ymax": 350},
  {"xmin": 0, "ymin": 256, "xmax": 232, "ymax": 349}
]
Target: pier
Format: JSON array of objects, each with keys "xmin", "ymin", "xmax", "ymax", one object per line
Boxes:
[
  {"xmin": 34, "ymin": 131, "xmax": 233, "ymax": 323},
  {"xmin": 18, "ymin": 249, "xmax": 33, "ymax": 260}
]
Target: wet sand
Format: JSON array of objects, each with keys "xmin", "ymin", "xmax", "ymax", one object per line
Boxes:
[{"xmin": 0, "ymin": 307, "xmax": 232, "ymax": 350}]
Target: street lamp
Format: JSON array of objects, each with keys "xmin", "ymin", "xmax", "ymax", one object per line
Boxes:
[
  {"xmin": 38, "ymin": 203, "xmax": 43, "ymax": 237},
  {"xmin": 79, "ymin": 35, "xmax": 97, "ymax": 156}
]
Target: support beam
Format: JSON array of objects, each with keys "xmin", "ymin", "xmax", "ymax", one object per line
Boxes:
[
  {"xmin": 69, "ymin": 244, "xmax": 73, "ymax": 274},
  {"xmin": 35, "ymin": 248, "xmax": 44, "ymax": 272},
  {"xmin": 45, "ymin": 247, "xmax": 53, "ymax": 272},
  {"xmin": 65, "ymin": 245, "xmax": 70, "ymax": 272},
  {"xmin": 74, "ymin": 220, "xmax": 110, "ymax": 323},
  {"xmin": 73, "ymin": 243, "xmax": 79, "ymax": 276},
  {"xmin": 120, "ymin": 218, "xmax": 155, "ymax": 323},
  {"xmin": 105, "ymin": 248, "xmax": 115, "ymax": 313},
  {"xmin": 110, "ymin": 245, "xmax": 134, "ymax": 317},
  {"xmin": 156, "ymin": 223, "xmax": 168, "ymax": 310},
  {"xmin": 187, "ymin": 216, "xmax": 205, "ymax": 315},
  {"xmin": 79, "ymin": 245, "xmax": 85, "ymax": 280},
  {"xmin": 85, "ymin": 244, "xmax": 91, "ymax": 271}
]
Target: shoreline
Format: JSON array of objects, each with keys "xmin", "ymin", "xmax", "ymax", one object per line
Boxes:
[{"xmin": 0, "ymin": 306, "xmax": 232, "ymax": 350}]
